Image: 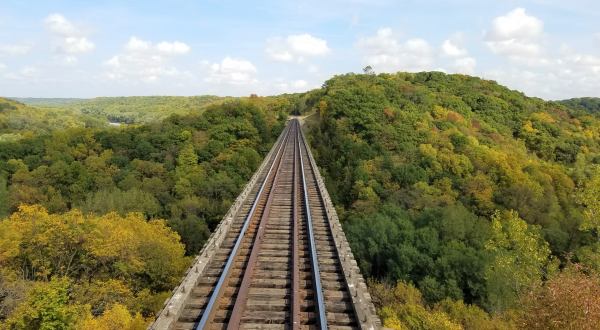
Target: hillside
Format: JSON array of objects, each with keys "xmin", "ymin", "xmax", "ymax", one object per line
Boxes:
[
  {"xmin": 0, "ymin": 97, "xmax": 103, "ymax": 142},
  {"xmin": 61, "ymin": 96, "xmax": 226, "ymax": 124},
  {"xmin": 303, "ymin": 72, "xmax": 600, "ymax": 327},
  {"xmin": 13, "ymin": 96, "xmax": 228, "ymax": 125},
  {"xmin": 560, "ymin": 97, "xmax": 600, "ymax": 115},
  {"xmin": 11, "ymin": 98, "xmax": 87, "ymax": 107}
]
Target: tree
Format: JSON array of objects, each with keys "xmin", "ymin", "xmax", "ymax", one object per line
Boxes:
[
  {"xmin": 0, "ymin": 205, "xmax": 188, "ymax": 290},
  {"xmin": 78, "ymin": 303, "xmax": 147, "ymax": 330},
  {"xmin": 519, "ymin": 264, "xmax": 600, "ymax": 330},
  {"xmin": 77, "ymin": 187, "xmax": 161, "ymax": 218},
  {"xmin": 363, "ymin": 65, "xmax": 375, "ymax": 75},
  {"xmin": 578, "ymin": 166, "xmax": 600, "ymax": 239},
  {"xmin": 484, "ymin": 210, "xmax": 551, "ymax": 312},
  {"xmin": 0, "ymin": 175, "xmax": 8, "ymax": 218},
  {"xmin": 3, "ymin": 277, "xmax": 88, "ymax": 330},
  {"xmin": 370, "ymin": 281, "xmax": 462, "ymax": 330}
]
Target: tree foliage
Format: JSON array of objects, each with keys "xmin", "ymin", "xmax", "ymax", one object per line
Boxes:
[
  {"xmin": 0, "ymin": 97, "xmax": 287, "ymax": 327},
  {"xmin": 519, "ymin": 264, "xmax": 600, "ymax": 330},
  {"xmin": 0, "ymin": 99, "xmax": 285, "ymax": 254},
  {"xmin": 0, "ymin": 205, "xmax": 186, "ymax": 328},
  {"xmin": 304, "ymin": 72, "xmax": 600, "ymax": 326},
  {"xmin": 484, "ymin": 211, "xmax": 551, "ymax": 312}
]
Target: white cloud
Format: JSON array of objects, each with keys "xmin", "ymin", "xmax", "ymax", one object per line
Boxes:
[
  {"xmin": 441, "ymin": 39, "xmax": 467, "ymax": 57},
  {"xmin": 483, "ymin": 46, "xmax": 600, "ymax": 99},
  {"xmin": 63, "ymin": 36, "xmax": 94, "ymax": 53},
  {"xmin": 273, "ymin": 79, "xmax": 316, "ymax": 93},
  {"xmin": 45, "ymin": 13, "xmax": 78, "ymax": 36},
  {"xmin": 485, "ymin": 8, "xmax": 543, "ymax": 59},
  {"xmin": 287, "ymin": 34, "xmax": 330, "ymax": 56},
  {"xmin": 293, "ymin": 79, "xmax": 308, "ymax": 88},
  {"xmin": 452, "ymin": 57, "xmax": 476, "ymax": 74},
  {"xmin": 125, "ymin": 36, "xmax": 151, "ymax": 52},
  {"xmin": 105, "ymin": 36, "xmax": 191, "ymax": 83},
  {"xmin": 439, "ymin": 33, "xmax": 476, "ymax": 74},
  {"xmin": 356, "ymin": 27, "xmax": 434, "ymax": 72},
  {"xmin": 44, "ymin": 13, "xmax": 95, "ymax": 55},
  {"xmin": 205, "ymin": 57, "xmax": 258, "ymax": 85},
  {"xmin": 0, "ymin": 63, "xmax": 6, "ymax": 71},
  {"xmin": 0, "ymin": 43, "xmax": 32, "ymax": 56},
  {"xmin": 156, "ymin": 41, "xmax": 190, "ymax": 55},
  {"xmin": 487, "ymin": 8, "xmax": 543, "ymax": 41},
  {"xmin": 564, "ymin": 52, "xmax": 600, "ymax": 73},
  {"xmin": 266, "ymin": 33, "xmax": 330, "ymax": 62},
  {"xmin": 480, "ymin": 9, "xmax": 600, "ymax": 99}
]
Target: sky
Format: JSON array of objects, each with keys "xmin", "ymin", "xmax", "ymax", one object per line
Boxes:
[{"xmin": 0, "ymin": 0, "xmax": 599, "ymax": 99}]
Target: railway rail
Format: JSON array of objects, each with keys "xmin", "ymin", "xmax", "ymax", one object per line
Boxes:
[{"xmin": 151, "ymin": 119, "xmax": 380, "ymax": 330}]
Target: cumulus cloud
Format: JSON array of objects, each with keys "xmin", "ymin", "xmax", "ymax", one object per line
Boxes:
[
  {"xmin": 105, "ymin": 36, "xmax": 191, "ymax": 83},
  {"xmin": 452, "ymin": 57, "xmax": 477, "ymax": 74},
  {"xmin": 44, "ymin": 14, "xmax": 95, "ymax": 55},
  {"xmin": 266, "ymin": 33, "xmax": 330, "ymax": 62},
  {"xmin": 562, "ymin": 51, "xmax": 600, "ymax": 74},
  {"xmin": 479, "ymin": 8, "xmax": 600, "ymax": 98},
  {"xmin": 272, "ymin": 79, "xmax": 317, "ymax": 94},
  {"xmin": 485, "ymin": 8, "xmax": 543, "ymax": 59},
  {"xmin": 356, "ymin": 27, "xmax": 434, "ymax": 72},
  {"xmin": 439, "ymin": 34, "xmax": 477, "ymax": 74},
  {"xmin": 205, "ymin": 57, "xmax": 258, "ymax": 85},
  {"xmin": 441, "ymin": 39, "xmax": 467, "ymax": 57},
  {"xmin": 156, "ymin": 41, "xmax": 190, "ymax": 55},
  {"xmin": 483, "ymin": 42, "xmax": 600, "ymax": 99}
]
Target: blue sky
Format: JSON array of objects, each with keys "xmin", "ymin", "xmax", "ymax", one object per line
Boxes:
[{"xmin": 0, "ymin": 0, "xmax": 599, "ymax": 99}]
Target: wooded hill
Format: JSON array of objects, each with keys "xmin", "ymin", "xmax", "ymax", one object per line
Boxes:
[
  {"xmin": 303, "ymin": 72, "xmax": 600, "ymax": 328},
  {"xmin": 14, "ymin": 95, "xmax": 228, "ymax": 125},
  {"xmin": 560, "ymin": 97, "xmax": 600, "ymax": 115},
  {"xmin": 1, "ymin": 72, "xmax": 600, "ymax": 329},
  {"xmin": 0, "ymin": 98, "xmax": 104, "ymax": 142}
]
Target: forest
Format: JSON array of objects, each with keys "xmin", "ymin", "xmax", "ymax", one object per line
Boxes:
[
  {"xmin": 0, "ymin": 96, "xmax": 289, "ymax": 328},
  {"xmin": 14, "ymin": 95, "xmax": 228, "ymax": 125},
  {"xmin": 1, "ymin": 72, "xmax": 600, "ymax": 329},
  {"xmin": 560, "ymin": 97, "xmax": 600, "ymax": 115},
  {"xmin": 0, "ymin": 98, "xmax": 104, "ymax": 142},
  {"xmin": 304, "ymin": 72, "xmax": 600, "ymax": 328}
]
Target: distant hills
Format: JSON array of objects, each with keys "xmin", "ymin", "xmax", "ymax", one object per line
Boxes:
[
  {"xmin": 0, "ymin": 97, "xmax": 100, "ymax": 141},
  {"xmin": 12, "ymin": 96, "xmax": 226, "ymax": 124},
  {"xmin": 10, "ymin": 98, "xmax": 87, "ymax": 107},
  {"xmin": 559, "ymin": 97, "xmax": 600, "ymax": 114}
]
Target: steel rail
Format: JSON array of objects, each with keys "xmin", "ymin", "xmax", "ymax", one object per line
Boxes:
[
  {"xmin": 195, "ymin": 123, "xmax": 292, "ymax": 329},
  {"xmin": 226, "ymin": 120, "xmax": 295, "ymax": 329},
  {"xmin": 291, "ymin": 120, "xmax": 301, "ymax": 329},
  {"xmin": 297, "ymin": 119, "xmax": 328, "ymax": 330}
]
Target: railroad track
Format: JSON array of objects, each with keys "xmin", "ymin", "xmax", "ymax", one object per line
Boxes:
[{"xmin": 152, "ymin": 119, "xmax": 380, "ymax": 330}]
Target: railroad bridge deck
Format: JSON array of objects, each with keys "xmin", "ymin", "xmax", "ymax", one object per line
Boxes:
[{"xmin": 151, "ymin": 119, "xmax": 381, "ymax": 330}]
